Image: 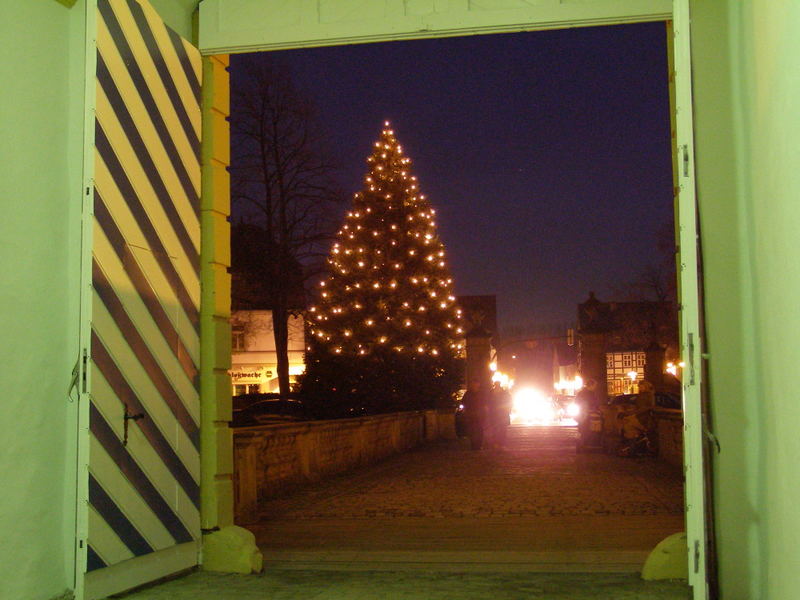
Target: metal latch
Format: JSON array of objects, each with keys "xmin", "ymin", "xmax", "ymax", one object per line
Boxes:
[{"xmin": 123, "ymin": 405, "xmax": 145, "ymax": 446}]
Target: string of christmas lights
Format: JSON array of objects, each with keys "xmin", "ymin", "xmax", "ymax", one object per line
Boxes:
[{"xmin": 309, "ymin": 121, "xmax": 463, "ymax": 357}]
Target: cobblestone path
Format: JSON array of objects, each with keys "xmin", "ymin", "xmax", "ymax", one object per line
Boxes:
[
  {"xmin": 257, "ymin": 425, "xmax": 684, "ymax": 521},
  {"xmin": 251, "ymin": 425, "xmax": 686, "ymax": 574},
  {"xmin": 117, "ymin": 425, "xmax": 689, "ymax": 599}
]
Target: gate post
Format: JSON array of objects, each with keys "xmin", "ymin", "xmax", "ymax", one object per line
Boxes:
[{"xmin": 200, "ymin": 52, "xmax": 262, "ymax": 572}]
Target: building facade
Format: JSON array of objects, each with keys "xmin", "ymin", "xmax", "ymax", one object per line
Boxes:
[
  {"xmin": 230, "ymin": 310, "xmax": 306, "ymax": 395},
  {"xmin": 577, "ymin": 292, "xmax": 679, "ymax": 398}
]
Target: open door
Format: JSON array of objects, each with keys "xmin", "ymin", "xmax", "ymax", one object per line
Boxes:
[
  {"xmin": 78, "ymin": 1, "xmax": 203, "ymax": 597},
  {"xmin": 672, "ymin": 1, "xmax": 712, "ymax": 598}
]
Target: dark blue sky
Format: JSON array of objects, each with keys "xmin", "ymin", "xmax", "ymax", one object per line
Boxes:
[{"xmin": 231, "ymin": 22, "xmax": 673, "ymax": 333}]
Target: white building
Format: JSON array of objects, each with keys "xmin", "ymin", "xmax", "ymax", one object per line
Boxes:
[{"xmin": 230, "ymin": 310, "xmax": 306, "ymax": 395}]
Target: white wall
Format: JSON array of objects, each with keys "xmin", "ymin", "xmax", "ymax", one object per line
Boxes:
[
  {"xmin": 691, "ymin": 1, "xmax": 800, "ymax": 597},
  {"xmin": 0, "ymin": 1, "xmax": 86, "ymax": 598}
]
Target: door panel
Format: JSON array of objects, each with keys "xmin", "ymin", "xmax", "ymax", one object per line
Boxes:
[{"xmin": 85, "ymin": 1, "xmax": 202, "ymax": 597}]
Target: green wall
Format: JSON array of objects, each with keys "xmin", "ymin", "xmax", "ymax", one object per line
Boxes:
[
  {"xmin": 149, "ymin": 0, "xmax": 198, "ymax": 42},
  {"xmin": 0, "ymin": 1, "xmax": 86, "ymax": 599},
  {"xmin": 692, "ymin": 1, "xmax": 800, "ymax": 597}
]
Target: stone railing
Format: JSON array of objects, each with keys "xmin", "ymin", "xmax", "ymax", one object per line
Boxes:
[
  {"xmin": 233, "ymin": 409, "xmax": 456, "ymax": 523},
  {"xmin": 654, "ymin": 408, "xmax": 684, "ymax": 468}
]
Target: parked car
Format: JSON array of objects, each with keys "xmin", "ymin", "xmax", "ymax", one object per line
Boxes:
[
  {"xmin": 606, "ymin": 391, "xmax": 682, "ymax": 411},
  {"xmin": 231, "ymin": 393, "xmax": 308, "ymax": 427}
]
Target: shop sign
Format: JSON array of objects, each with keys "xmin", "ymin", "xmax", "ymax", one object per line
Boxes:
[{"xmin": 229, "ymin": 368, "xmax": 273, "ymax": 381}]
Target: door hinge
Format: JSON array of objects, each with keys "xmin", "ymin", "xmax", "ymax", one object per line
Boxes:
[
  {"xmin": 693, "ymin": 539, "xmax": 700, "ymax": 574},
  {"xmin": 704, "ymin": 427, "xmax": 721, "ymax": 454},
  {"xmin": 81, "ymin": 348, "xmax": 88, "ymax": 393},
  {"xmin": 682, "ymin": 144, "xmax": 690, "ymax": 177},
  {"xmin": 687, "ymin": 333, "xmax": 696, "ymax": 386},
  {"xmin": 69, "ymin": 356, "xmax": 80, "ymax": 401}
]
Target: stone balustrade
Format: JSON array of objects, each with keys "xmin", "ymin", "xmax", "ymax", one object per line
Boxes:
[
  {"xmin": 654, "ymin": 408, "xmax": 684, "ymax": 468},
  {"xmin": 233, "ymin": 409, "xmax": 456, "ymax": 523}
]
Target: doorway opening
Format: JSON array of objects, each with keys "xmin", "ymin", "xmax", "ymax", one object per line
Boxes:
[{"xmin": 200, "ymin": 2, "xmax": 710, "ymax": 598}]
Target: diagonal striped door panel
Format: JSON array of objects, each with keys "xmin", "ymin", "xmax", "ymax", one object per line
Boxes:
[{"xmin": 87, "ymin": 0, "xmax": 202, "ymax": 595}]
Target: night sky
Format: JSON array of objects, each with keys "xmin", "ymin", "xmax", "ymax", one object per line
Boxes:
[{"xmin": 230, "ymin": 22, "xmax": 674, "ymax": 334}]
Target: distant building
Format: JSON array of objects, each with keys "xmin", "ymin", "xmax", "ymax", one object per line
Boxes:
[
  {"xmin": 229, "ymin": 310, "xmax": 306, "ymax": 395},
  {"xmin": 577, "ymin": 292, "xmax": 679, "ymax": 398}
]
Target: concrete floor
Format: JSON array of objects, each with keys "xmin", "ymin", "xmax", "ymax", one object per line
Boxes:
[
  {"xmin": 114, "ymin": 425, "xmax": 690, "ymax": 599},
  {"xmin": 115, "ymin": 569, "xmax": 689, "ymax": 599}
]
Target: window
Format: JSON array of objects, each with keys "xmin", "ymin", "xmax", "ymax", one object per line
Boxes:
[
  {"xmin": 605, "ymin": 351, "xmax": 646, "ymax": 395},
  {"xmin": 232, "ymin": 326, "xmax": 245, "ymax": 351}
]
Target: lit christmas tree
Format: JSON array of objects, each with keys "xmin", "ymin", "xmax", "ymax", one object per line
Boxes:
[
  {"xmin": 308, "ymin": 121, "xmax": 464, "ymax": 358},
  {"xmin": 301, "ymin": 122, "xmax": 464, "ymax": 416}
]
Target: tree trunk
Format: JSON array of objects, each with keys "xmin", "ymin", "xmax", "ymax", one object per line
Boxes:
[{"xmin": 273, "ymin": 292, "xmax": 291, "ymax": 401}]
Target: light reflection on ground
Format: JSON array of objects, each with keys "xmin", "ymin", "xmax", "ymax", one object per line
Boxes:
[
  {"xmin": 509, "ymin": 387, "xmax": 579, "ymax": 427},
  {"xmin": 510, "ymin": 415, "xmax": 577, "ymax": 427}
]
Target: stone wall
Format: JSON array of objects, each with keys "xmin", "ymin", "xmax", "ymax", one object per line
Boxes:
[
  {"xmin": 233, "ymin": 410, "xmax": 455, "ymax": 523},
  {"xmin": 654, "ymin": 408, "xmax": 684, "ymax": 469}
]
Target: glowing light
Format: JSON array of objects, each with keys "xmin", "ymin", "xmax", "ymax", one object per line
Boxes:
[
  {"xmin": 554, "ymin": 376, "xmax": 583, "ymax": 395},
  {"xmin": 492, "ymin": 371, "xmax": 511, "ymax": 389},
  {"xmin": 511, "ymin": 387, "xmax": 556, "ymax": 425},
  {"xmin": 489, "ymin": 362, "xmax": 497, "ymax": 372}
]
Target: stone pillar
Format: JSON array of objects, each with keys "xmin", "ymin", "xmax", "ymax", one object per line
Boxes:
[
  {"xmin": 579, "ymin": 331, "xmax": 607, "ymax": 401},
  {"xmin": 465, "ymin": 326, "xmax": 492, "ymax": 388},
  {"xmin": 645, "ymin": 342, "xmax": 666, "ymax": 391}
]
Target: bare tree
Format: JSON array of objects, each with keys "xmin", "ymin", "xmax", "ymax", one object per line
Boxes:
[
  {"xmin": 611, "ymin": 221, "xmax": 677, "ymax": 303},
  {"xmin": 230, "ymin": 55, "xmax": 342, "ymax": 399}
]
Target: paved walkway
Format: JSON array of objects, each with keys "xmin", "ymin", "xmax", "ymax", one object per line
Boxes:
[
  {"xmin": 118, "ymin": 425, "xmax": 689, "ymax": 599},
  {"xmin": 252, "ymin": 425, "xmax": 685, "ymax": 572}
]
